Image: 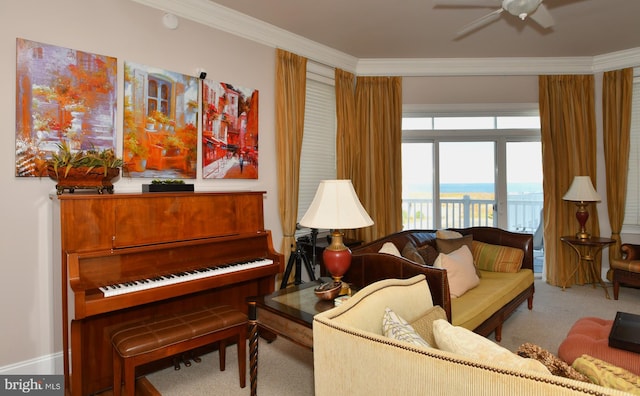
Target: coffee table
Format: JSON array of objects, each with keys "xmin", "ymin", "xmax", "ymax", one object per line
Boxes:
[{"xmin": 247, "ymin": 278, "xmax": 340, "ymax": 396}]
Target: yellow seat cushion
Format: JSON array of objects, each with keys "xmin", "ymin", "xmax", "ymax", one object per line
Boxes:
[{"xmin": 451, "ymin": 269, "xmax": 533, "ymax": 330}]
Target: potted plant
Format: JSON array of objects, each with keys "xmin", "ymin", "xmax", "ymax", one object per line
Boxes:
[
  {"xmin": 47, "ymin": 140, "xmax": 123, "ymax": 195},
  {"xmin": 124, "ymin": 131, "xmax": 148, "ymax": 173}
]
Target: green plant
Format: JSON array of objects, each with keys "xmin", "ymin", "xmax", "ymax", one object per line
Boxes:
[
  {"xmin": 151, "ymin": 179, "xmax": 185, "ymax": 185},
  {"xmin": 124, "ymin": 132, "xmax": 148, "ymax": 158},
  {"xmin": 48, "ymin": 140, "xmax": 123, "ymax": 177}
]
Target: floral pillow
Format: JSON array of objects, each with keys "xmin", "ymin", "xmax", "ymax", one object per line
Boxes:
[{"xmin": 382, "ymin": 307, "xmax": 432, "ymax": 348}]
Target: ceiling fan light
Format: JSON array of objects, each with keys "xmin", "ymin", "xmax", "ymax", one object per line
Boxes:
[{"xmin": 502, "ymin": 0, "xmax": 541, "ymax": 17}]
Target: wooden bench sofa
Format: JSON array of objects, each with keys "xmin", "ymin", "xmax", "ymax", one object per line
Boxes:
[{"xmin": 344, "ymin": 226, "xmax": 535, "ymax": 341}]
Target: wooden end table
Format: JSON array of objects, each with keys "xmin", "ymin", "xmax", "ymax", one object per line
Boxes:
[
  {"xmin": 560, "ymin": 236, "xmax": 615, "ymax": 298},
  {"xmin": 247, "ymin": 278, "xmax": 341, "ymax": 396}
]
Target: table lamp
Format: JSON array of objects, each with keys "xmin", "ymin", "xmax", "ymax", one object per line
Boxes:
[
  {"xmin": 563, "ymin": 176, "xmax": 601, "ymax": 240},
  {"xmin": 299, "ymin": 180, "xmax": 373, "ymax": 293}
]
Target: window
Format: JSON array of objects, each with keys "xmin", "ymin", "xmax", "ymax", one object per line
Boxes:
[
  {"xmin": 297, "ymin": 69, "xmax": 336, "ymax": 232},
  {"xmin": 147, "ymin": 76, "xmax": 171, "ymax": 117},
  {"xmin": 623, "ymin": 70, "xmax": 640, "ymax": 232},
  {"xmin": 402, "ymin": 113, "xmax": 542, "ymax": 233}
]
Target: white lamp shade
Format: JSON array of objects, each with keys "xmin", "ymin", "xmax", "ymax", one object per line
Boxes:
[
  {"xmin": 563, "ymin": 176, "xmax": 601, "ymax": 202},
  {"xmin": 299, "ymin": 180, "xmax": 374, "ymax": 230}
]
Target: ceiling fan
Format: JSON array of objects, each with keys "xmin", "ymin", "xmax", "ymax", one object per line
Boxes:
[{"xmin": 433, "ymin": 0, "xmax": 555, "ymax": 38}]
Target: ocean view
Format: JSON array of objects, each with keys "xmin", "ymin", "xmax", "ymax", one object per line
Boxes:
[{"xmin": 405, "ymin": 182, "xmax": 542, "ymax": 195}]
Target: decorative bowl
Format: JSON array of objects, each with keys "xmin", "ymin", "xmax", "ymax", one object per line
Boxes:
[{"xmin": 314, "ymin": 281, "xmax": 342, "ymax": 300}]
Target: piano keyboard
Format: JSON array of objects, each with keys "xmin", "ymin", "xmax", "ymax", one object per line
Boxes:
[{"xmin": 99, "ymin": 258, "xmax": 273, "ymax": 297}]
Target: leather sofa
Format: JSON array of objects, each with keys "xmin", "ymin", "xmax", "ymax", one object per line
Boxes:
[
  {"xmin": 343, "ymin": 226, "xmax": 534, "ymax": 341},
  {"xmin": 313, "ymin": 275, "xmax": 627, "ymax": 396},
  {"xmin": 610, "ymin": 243, "xmax": 640, "ymax": 300}
]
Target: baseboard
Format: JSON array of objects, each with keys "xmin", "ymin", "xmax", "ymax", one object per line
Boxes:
[{"xmin": 0, "ymin": 352, "xmax": 63, "ymax": 375}]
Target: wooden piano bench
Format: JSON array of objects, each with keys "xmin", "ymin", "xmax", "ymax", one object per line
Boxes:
[{"xmin": 111, "ymin": 305, "xmax": 247, "ymax": 396}]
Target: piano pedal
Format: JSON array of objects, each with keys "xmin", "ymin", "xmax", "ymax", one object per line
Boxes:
[
  {"xmin": 173, "ymin": 357, "xmax": 181, "ymax": 371},
  {"xmin": 186, "ymin": 351, "xmax": 202, "ymax": 363},
  {"xmin": 182, "ymin": 354, "xmax": 192, "ymax": 367}
]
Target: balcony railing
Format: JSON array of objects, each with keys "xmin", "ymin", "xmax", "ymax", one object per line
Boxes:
[{"xmin": 403, "ymin": 195, "xmax": 543, "ymax": 233}]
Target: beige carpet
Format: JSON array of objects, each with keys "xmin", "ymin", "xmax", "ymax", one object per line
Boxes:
[{"xmin": 148, "ymin": 279, "xmax": 640, "ymax": 395}]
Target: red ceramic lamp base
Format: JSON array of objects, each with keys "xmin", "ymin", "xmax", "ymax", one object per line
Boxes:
[
  {"xmin": 323, "ymin": 231, "xmax": 352, "ymax": 294},
  {"xmin": 575, "ymin": 202, "xmax": 590, "ymax": 240}
]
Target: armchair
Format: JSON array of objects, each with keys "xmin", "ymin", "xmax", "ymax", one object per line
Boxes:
[{"xmin": 610, "ymin": 243, "xmax": 640, "ymax": 300}]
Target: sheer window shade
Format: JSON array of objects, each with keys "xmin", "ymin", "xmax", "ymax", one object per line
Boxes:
[
  {"xmin": 297, "ymin": 75, "xmax": 337, "ymax": 232},
  {"xmin": 624, "ymin": 70, "xmax": 640, "ymax": 229}
]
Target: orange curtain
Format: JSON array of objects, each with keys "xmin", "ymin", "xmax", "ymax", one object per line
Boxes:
[
  {"xmin": 539, "ymin": 74, "xmax": 599, "ymax": 287},
  {"xmin": 347, "ymin": 76, "xmax": 403, "ymax": 243},
  {"xmin": 275, "ymin": 49, "xmax": 307, "ymax": 270},
  {"xmin": 603, "ymin": 68, "xmax": 633, "ymax": 267},
  {"xmin": 335, "ymin": 69, "xmax": 356, "ymax": 180}
]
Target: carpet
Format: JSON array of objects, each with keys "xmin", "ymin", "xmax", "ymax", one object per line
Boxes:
[{"xmin": 148, "ymin": 279, "xmax": 640, "ymax": 395}]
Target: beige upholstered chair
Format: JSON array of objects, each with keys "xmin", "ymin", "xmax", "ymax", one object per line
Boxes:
[{"xmin": 610, "ymin": 243, "xmax": 640, "ymax": 300}]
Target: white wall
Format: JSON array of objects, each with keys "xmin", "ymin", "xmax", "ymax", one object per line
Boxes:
[
  {"xmin": 403, "ymin": 75, "xmax": 539, "ymax": 105},
  {"xmin": 0, "ymin": 0, "xmax": 281, "ymax": 372}
]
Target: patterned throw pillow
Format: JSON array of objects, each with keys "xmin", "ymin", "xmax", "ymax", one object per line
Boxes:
[
  {"xmin": 516, "ymin": 343, "xmax": 591, "ymax": 382},
  {"xmin": 435, "ymin": 235, "xmax": 473, "ymax": 254},
  {"xmin": 382, "ymin": 307, "xmax": 432, "ymax": 348},
  {"xmin": 401, "ymin": 243, "xmax": 426, "ymax": 264},
  {"xmin": 572, "ymin": 354, "xmax": 640, "ymax": 394},
  {"xmin": 416, "ymin": 244, "xmax": 439, "ymax": 265},
  {"xmin": 471, "ymin": 240, "xmax": 524, "ymax": 273},
  {"xmin": 409, "ymin": 305, "xmax": 447, "ymax": 347}
]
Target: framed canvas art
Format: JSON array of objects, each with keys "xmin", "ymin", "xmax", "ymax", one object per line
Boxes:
[
  {"xmin": 15, "ymin": 38, "xmax": 117, "ymax": 177},
  {"xmin": 201, "ymin": 80, "xmax": 258, "ymax": 179},
  {"xmin": 123, "ymin": 61, "xmax": 199, "ymax": 179}
]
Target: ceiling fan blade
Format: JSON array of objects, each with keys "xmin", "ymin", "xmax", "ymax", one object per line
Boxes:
[
  {"xmin": 455, "ymin": 8, "xmax": 503, "ymax": 38},
  {"xmin": 528, "ymin": 3, "xmax": 554, "ymax": 28},
  {"xmin": 433, "ymin": 0, "xmax": 500, "ymax": 7}
]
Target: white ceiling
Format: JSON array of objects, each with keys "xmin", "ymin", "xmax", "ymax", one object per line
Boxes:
[{"xmin": 208, "ymin": 0, "xmax": 640, "ymax": 60}]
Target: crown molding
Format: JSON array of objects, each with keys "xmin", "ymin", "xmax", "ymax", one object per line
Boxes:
[
  {"xmin": 355, "ymin": 57, "xmax": 596, "ymax": 76},
  {"xmin": 592, "ymin": 47, "xmax": 640, "ymax": 73},
  {"xmin": 132, "ymin": 0, "xmax": 640, "ymax": 76},
  {"xmin": 130, "ymin": 0, "xmax": 359, "ymax": 72}
]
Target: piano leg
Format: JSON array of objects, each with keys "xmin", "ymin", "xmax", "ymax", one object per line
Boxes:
[{"xmin": 248, "ymin": 301, "xmax": 258, "ymax": 396}]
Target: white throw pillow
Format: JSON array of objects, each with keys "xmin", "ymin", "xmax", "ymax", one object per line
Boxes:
[
  {"xmin": 433, "ymin": 245, "xmax": 480, "ymax": 298},
  {"xmin": 378, "ymin": 242, "xmax": 402, "ymax": 257},
  {"xmin": 432, "ymin": 319, "xmax": 550, "ymax": 374},
  {"xmin": 382, "ymin": 307, "xmax": 432, "ymax": 348},
  {"xmin": 435, "ymin": 229, "xmax": 463, "ymax": 239}
]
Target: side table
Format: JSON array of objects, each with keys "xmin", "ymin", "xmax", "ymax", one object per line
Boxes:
[
  {"xmin": 560, "ymin": 236, "xmax": 615, "ymax": 298},
  {"xmin": 247, "ymin": 278, "xmax": 340, "ymax": 396}
]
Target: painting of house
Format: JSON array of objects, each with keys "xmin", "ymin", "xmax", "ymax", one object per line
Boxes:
[
  {"xmin": 202, "ymin": 79, "xmax": 258, "ymax": 179},
  {"xmin": 15, "ymin": 38, "xmax": 117, "ymax": 177},
  {"xmin": 123, "ymin": 61, "xmax": 199, "ymax": 178}
]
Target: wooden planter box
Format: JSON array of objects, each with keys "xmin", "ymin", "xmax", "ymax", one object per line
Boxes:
[{"xmin": 48, "ymin": 166, "xmax": 119, "ymax": 195}]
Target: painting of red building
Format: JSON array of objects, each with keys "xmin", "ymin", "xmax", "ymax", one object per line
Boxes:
[{"xmin": 202, "ymin": 80, "xmax": 258, "ymax": 179}]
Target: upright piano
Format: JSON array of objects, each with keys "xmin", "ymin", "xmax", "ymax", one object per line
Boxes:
[{"xmin": 53, "ymin": 191, "xmax": 283, "ymax": 396}]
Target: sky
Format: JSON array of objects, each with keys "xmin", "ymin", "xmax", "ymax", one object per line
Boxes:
[{"xmin": 402, "ymin": 141, "xmax": 543, "ymax": 186}]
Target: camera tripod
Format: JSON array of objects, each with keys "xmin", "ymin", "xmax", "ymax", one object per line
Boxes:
[{"xmin": 279, "ymin": 230, "xmax": 318, "ymax": 289}]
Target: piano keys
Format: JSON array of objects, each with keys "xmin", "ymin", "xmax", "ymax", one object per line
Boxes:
[
  {"xmin": 54, "ymin": 192, "xmax": 283, "ymax": 396},
  {"xmin": 99, "ymin": 258, "xmax": 274, "ymax": 297}
]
